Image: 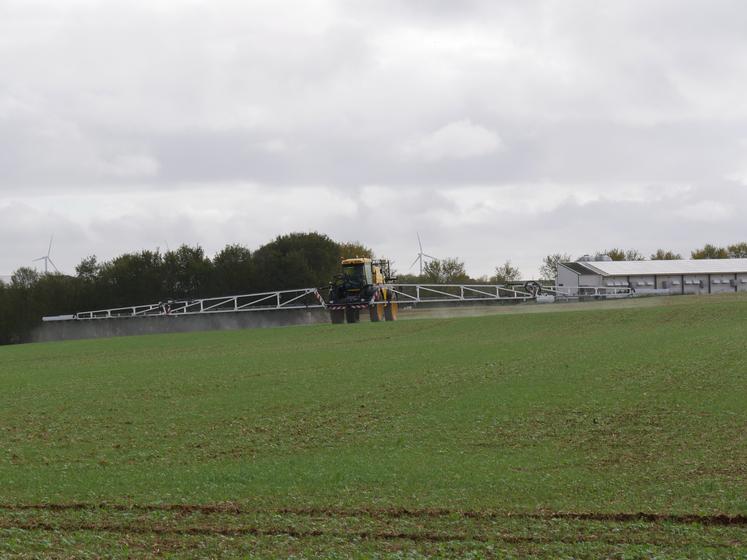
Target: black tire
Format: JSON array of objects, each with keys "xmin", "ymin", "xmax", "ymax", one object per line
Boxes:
[
  {"xmin": 345, "ymin": 308, "xmax": 360, "ymax": 324},
  {"xmin": 330, "ymin": 309, "xmax": 345, "ymax": 324}
]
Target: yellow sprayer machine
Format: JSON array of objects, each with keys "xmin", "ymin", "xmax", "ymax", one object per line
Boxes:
[{"xmin": 327, "ymin": 258, "xmax": 398, "ymax": 323}]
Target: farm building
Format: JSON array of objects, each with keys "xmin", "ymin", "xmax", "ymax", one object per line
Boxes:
[{"xmin": 557, "ymin": 259, "xmax": 747, "ymax": 295}]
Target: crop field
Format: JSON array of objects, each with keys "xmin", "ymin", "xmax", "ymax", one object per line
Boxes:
[{"xmin": 1, "ymin": 294, "xmax": 746, "ymax": 558}]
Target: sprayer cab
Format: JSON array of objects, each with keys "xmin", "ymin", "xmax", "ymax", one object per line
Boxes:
[{"xmin": 328, "ymin": 258, "xmax": 398, "ymax": 324}]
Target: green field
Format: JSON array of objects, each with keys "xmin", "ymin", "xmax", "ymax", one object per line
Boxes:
[{"xmin": 1, "ymin": 295, "xmax": 746, "ymax": 558}]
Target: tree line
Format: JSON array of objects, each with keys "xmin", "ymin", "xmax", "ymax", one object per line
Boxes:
[
  {"xmin": 0, "ymin": 233, "xmax": 372, "ymax": 345},
  {"xmin": 0, "ymin": 230, "xmax": 531, "ymax": 345},
  {"xmin": 397, "ymin": 258, "xmax": 522, "ymax": 285}
]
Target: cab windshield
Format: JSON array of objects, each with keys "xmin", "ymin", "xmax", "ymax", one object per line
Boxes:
[{"xmin": 342, "ymin": 264, "xmax": 365, "ymax": 284}]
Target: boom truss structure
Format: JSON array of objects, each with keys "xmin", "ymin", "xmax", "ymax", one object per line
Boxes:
[
  {"xmin": 46, "ymin": 288, "xmax": 326, "ymax": 322},
  {"xmin": 42, "ymin": 283, "xmax": 633, "ymax": 322},
  {"xmin": 390, "ymin": 284, "xmax": 534, "ymax": 304}
]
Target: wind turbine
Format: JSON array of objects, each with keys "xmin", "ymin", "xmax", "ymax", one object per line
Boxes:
[
  {"xmin": 408, "ymin": 232, "xmax": 438, "ymax": 276},
  {"xmin": 33, "ymin": 236, "xmax": 59, "ymax": 274}
]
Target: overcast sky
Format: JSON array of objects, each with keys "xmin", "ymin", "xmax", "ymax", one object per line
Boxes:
[{"xmin": 2, "ymin": 0, "xmax": 746, "ymax": 280}]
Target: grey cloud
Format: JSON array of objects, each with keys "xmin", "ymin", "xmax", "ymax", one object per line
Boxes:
[
  {"xmin": 2, "ymin": 0, "xmax": 747, "ymax": 277},
  {"xmin": 2, "ymin": 180, "xmax": 746, "ymax": 278}
]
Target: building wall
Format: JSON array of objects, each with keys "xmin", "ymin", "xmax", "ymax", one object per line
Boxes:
[
  {"xmin": 655, "ymin": 275, "xmax": 684, "ymax": 294},
  {"xmin": 558, "ymin": 264, "xmax": 747, "ymax": 295},
  {"xmin": 682, "ymin": 274, "xmax": 708, "ymax": 295},
  {"xmin": 557, "ymin": 266, "xmax": 579, "ymax": 288},
  {"xmin": 579, "ymin": 274, "xmax": 602, "ymax": 287},
  {"xmin": 584, "ymin": 272, "xmax": 747, "ymax": 295},
  {"xmin": 628, "ymin": 275, "xmax": 656, "ymax": 292},
  {"xmin": 602, "ymin": 274, "xmax": 722, "ymax": 295},
  {"xmin": 601, "ymin": 275, "xmax": 629, "ymax": 288},
  {"xmin": 709, "ymin": 274, "xmax": 737, "ymax": 293},
  {"xmin": 602, "ymin": 274, "xmax": 679, "ymax": 294}
]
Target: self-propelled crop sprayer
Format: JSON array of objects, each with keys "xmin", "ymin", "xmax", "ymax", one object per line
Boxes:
[
  {"xmin": 41, "ymin": 259, "xmax": 633, "ymax": 326},
  {"xmin": 327, "ymin": 258, "xmax": 398, "ymax": 323}
]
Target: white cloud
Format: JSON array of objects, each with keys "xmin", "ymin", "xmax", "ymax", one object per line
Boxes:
[
  {"xmin": 674, "ymin": 200, "xmax": 735, "ymax": 222},
  {"xmin": 257, "ymin": 139, "xmax": 288, "ymax": 154},
  {"xmin": 100, "ymin": 154, "xmax": 160, "ymax": 178},
  {"xmin": 400, "ymin": 119, "xmax": 502, "ymax": 161},
  {"xmin": 1, "ymin": 1, "xmax": 747, "ymax": 278}
]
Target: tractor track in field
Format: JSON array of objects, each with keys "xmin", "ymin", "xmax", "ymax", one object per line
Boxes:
[
  {"xmin": 0, "ymin": 519, "xmax": 743, "ymax": 548},
  {"xmin": 1, "ymin": 503, "xmax": 746, "ymax": 527}
]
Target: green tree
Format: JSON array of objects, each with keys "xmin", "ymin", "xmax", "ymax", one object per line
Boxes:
[
  {"xmin": 4, "ymin": 269, "xmax": 39, "ymax": 344},
  {"xmin": 211, "ymin": 244, "xmax": 253, "ymax": 295},
  {"xmin": 252, "ymin": 232, "xmax": 340, "ymax": 291},
  {"xmin": 624, "ymin": 249, "xmax": 645, "ymax": 261},
  {"xmin": 75, "ymin": 255, "xmax": 100, "ymax": 281},
  {"xmin": 162, "ymin": 245, "xmax": 212, "ymax": 299},
  {"xmin": 691, "ymin": 244, "xmax": 729, "ymax": 259},
  {"xmin": 338, "ymin": 241, "xmax": 373, "ymax": 260},
  {"xmin": 98, "ymin": 250, "xmax": 164, "ymax": 306},
  {"xmin": 491, "ymin": 260, "xmax": 521, "ymax": 284},
  {"xmin": 11, "ymin": 267, "xmax": 40, "ymax": 289},
  {"xmin": 392, "ymin": 272, "xmax": 421, "ymax": 284},
  {"xmin": 597, "ymin": 249, "xmax": 645, "ymax": 261},
  {"xmin": 727, "ymin": 242, "xmax": 747, "ymax": 258},
  {"xmin": 0, "ymin": 282, "xmax": 8, "ymax": 344},
  {"xmin": 422, "ymin": 258, "xmax": 469, "ymax": 283},
  {"xmin": 650, "ymin": 249, "xmax": 682, "ymax": 260},
  {"xmin": 33, "ymin": 273, "xmax": 80, "ymax": 318},
  {"xmin": 3, "ymin": 267, "xmax": 79, "ymax": 344},
  {"xmin": 539, "ymin": 253, "xmax": 572, "ymax": 281},
  {"xmin": 69, "ymin": 255, "xmax": 106, "ymax": 311},
  {"xmin": 599, "ymin": 248, "xmax": 626, "ymax": 261}
]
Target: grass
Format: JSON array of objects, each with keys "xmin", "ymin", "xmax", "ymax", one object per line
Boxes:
[{"xmin": 1, "ymin": 294, "xmax": 746, "ymax": 557}]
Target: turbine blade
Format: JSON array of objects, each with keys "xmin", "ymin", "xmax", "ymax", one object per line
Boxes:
[
  {"xmin": 423, "ymin": 254, "xmax": 438, "ymax": 260},
  {"xmin": 408, "ymin": 255, "xmax": 421, "ymax": 270},
  {"xmin": 32, "ymin": 257, "xmax": 45, "ymax": 261},
  {"xmin": 47, "ymin": 235, "xmax": 54, "ymax": 257},
  {"xmin": 417, "ymin": 232, "xmax": 423, "ymax": 252},
  {"xmin": 48, "ymin": 258, "xmax": 59, "ymax": 273}
]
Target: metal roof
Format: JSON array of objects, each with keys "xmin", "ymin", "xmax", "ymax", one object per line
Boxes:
[
  {"xmin": 564, "ymin": 259, "xmax": 747, "ymax": 276},
  {"xmin": 561, "ymin": 262, "xmax": 596, "ymax": 275}
]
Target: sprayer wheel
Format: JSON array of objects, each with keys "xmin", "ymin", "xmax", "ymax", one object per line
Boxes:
[
  {"xmin": 369, "ymin": 304, "xmax": 383, "ymax": 322},
  {"xmin": 330, "ymin": 309, "xmax": 345, "ymax": 324},
  {"xmin": 384, "ymin": 300, "xmax": 398, "ymax": 321},
  {"xmin": 345, "ymin": 308, "xmax": 360, "ymax": 324}
]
